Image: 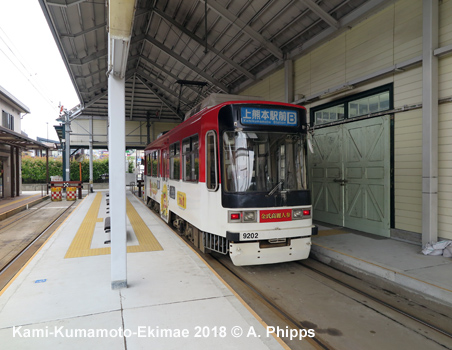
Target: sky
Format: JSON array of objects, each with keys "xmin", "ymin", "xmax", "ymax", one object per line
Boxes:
[{"xmin": 0, "ymin": 0, "xmax": 79, "ymax": 141}]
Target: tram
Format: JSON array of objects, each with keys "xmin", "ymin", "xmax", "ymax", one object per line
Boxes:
[{"xmin": 144, "ymin": 94, "xmax": 317, "ymax": 266}]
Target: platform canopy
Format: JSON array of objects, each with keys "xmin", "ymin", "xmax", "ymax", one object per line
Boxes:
[
  {"xmin": 39, "ymin": 0, "xmax": 393, "ymax": 124},
  {"xmin": 0, "ymin": 126, "xmax": 49, "ymax": 150}
]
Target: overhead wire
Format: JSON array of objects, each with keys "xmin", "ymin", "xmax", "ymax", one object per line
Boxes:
[{"xmin": 0, "ymin": 25, "xmax": 59, "ymax": 112}]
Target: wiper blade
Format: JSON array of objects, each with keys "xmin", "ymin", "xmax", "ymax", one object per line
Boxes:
[{"xmin": 267, "ymin": 180, "xmax": 284, "ymax": 196}]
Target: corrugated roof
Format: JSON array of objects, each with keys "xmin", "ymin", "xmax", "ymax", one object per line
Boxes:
[
  {"xmin": 0, "ymin": 126, "xmax": 48, "ymax": 149},
  {"xmin": 39, "ymin": 0, "xmax": 393, "ymax": 123}
]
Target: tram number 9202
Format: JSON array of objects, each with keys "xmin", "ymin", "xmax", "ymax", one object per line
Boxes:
[{"xmin": 243, "ymin": 232, "xmax": 259, "ymax": 240}]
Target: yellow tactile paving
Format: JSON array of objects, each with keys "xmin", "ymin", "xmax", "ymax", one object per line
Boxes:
[
  {"xmin": 126, "ymin": 198, "xmax": 163, "ymax": 253},
  {"xmin": 65, "ymin": 193, "xmax": 162, "ymax": 258}
]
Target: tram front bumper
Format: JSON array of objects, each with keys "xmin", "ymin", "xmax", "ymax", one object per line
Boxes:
[{"xmin": 228, "ymin": 237, "xmax": 311, "ymax": 266}]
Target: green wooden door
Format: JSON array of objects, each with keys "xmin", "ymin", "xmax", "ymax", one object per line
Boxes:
[
  {"xmin": 309, "ymin": 116, "xmax": 390, "ymax": 236},
  {"xmin": 310, "ymin": 126, "xmax": 343, "ymax": 226}
]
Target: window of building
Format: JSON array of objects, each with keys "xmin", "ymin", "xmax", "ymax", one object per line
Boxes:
[
  {"xmin": 348, "ymin": 91, "xmax": 390, "ymax": 118},
  {"xmin": 169, "ymin": 142, "xmax": 180, "ymax": 180},
  {"xmin": 311, "ymin": 84, "xmax": 393, "ymax": 127},
  {"xmin": 314, "ymin": 104, "xmax": 345, "ymax": 125},
  {"xmin": 2, "ymin": 111, "xmax": 14, "ymax": 131},
  {"xmin": 182, "ymin": 135, "xmax": 199, "ymax": 182}
]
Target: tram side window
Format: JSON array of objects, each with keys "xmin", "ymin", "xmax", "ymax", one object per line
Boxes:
[
  {"xmin": 206, "ymin": 131, "xmax": 218, "ymax": 191},
  {"xmin": 170, "ymin": 142, "xmax": 180, "ymax": 180},
  {"xmin": 151, "ymin": 151, "xmax": 159, "ymax": 177},
  {"xmin": 183, "ymin": 135, "xmax": 199, "ymax": 182},
  {"xmin": 146, "ymin": 154, "xmax": 152, "ymax": 176},
  {"xmin": 162, "ymin": 149, "xmax": 169, "ymax": 180}
]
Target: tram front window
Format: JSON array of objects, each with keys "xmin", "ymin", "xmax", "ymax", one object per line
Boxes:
[{"xmin": 222, "ymin": 131, "xmax": 307, "ymax": 193}]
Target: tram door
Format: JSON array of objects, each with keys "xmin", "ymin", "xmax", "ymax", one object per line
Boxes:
[
  {"xmin": 160, "ymin": 147, "xmax": 170, "ymax": 223},
  {"xmin": 309, "ymin": 116, "xmax": 391, "ymax": 237}
]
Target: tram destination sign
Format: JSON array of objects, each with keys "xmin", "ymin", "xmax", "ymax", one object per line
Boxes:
[{"xmin": 240, "ymin": 107, "xmax": 298, "ymax": 127}]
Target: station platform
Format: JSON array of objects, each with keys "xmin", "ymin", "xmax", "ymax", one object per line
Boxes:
[
  {"xmin": 311, "ymin": 225, "xmax": 452, "ymax": 308},
  {"xmin": 0, "ymin": 191, "xmax": 285, "ymax": 350},
  {"xmin": 0, "ymin": 192, "xmax": 49, "ymax": 221}
]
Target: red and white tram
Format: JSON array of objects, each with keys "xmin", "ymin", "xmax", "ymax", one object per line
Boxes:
[{"xmin": 144, "ymin": 95, "xmax": 317, "ymax": 266}]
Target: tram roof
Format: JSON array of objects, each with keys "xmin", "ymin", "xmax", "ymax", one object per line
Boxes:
[{"xmin": 39, "ymin": 0, "xmax": 393, "ymax": 124}]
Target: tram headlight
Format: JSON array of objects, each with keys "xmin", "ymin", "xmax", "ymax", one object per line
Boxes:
[
  {"xmin": 293, "ymin": 208, "xmax": 311, "ymax": 220},
  {"xmin": 293, "ymin": 209, "xmax": 303, "ymax": 219},
  {"xmin": 243, "ymin": 211, "xmax": 257, "ymax": 222}
]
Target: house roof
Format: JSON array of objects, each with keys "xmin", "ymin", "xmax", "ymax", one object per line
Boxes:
[{"xmin": 0, "ymin": 85, "xmax": 31, "ymax": 114}]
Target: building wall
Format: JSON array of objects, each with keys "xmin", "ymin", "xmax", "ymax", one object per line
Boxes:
[
  {"xmin": 0, "ymin": 94, "xmax": 23, "ymax": 197},
  {"xmin": 69, "ymin": 117, "xmax": 180, "ymax": 148},
  {"xmin": 0, "ymin": 100, "xmax": 22, "ymax": 134},
  {"xmin": 239, "ymin": 69, "xmax": 285, "ymax": 102},
  {"xmin": 240, "ymin": 0, "xmax": 452, "ymax": 240},
  {"xmin": 438, "ymin": 0, "xmax": 452, "ymax": 241}
]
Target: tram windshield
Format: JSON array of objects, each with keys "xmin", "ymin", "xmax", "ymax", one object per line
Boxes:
[{"xmin": 222, "ymin": 131, "xmax": 307, "ymax": 193}]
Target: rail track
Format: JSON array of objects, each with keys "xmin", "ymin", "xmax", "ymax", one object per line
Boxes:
[
  {"xmin": 297, "ymin": 259, "xmax": 452, "ymax": 340},
  {"xmin": 207, "ymin": 254, "xmax": 452, "ymax": 350},
  {"xmin": 0, "ymin": 200, "xmax": 77, "ymax": 291},
  {"xmin": 142, "ymin": 197, "xmax": 452, "ymax": 349}
]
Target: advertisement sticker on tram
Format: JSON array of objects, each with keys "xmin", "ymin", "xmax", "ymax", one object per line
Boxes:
[{"xmin": 260, "ymin": 209, "xmax": 292, "ymax": 223}]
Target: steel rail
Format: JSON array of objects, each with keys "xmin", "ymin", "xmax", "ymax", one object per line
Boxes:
[
  {"xmin": 0, "ymin": 201, "xmax": 76, "ymax": 277},
  {"xmin": 297, "ymin": 260, "xmax": 452, "ymax": 341}
]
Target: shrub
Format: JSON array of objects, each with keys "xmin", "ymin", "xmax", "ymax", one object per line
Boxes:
[
  {"xmin": 22, "ymin": 157, "xmax": 110, "ymax": 183},
  {"xmin": 22, "ymin": 157, "xmax": 62, "ymax": 183}
]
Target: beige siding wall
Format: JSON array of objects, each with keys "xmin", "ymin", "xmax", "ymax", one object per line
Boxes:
[
  {"xmin": 294, "ymin": 55, "xmax": 311, "ymax": 98},
  {"xmin": 439, "ymin": 52, "xmax": 452, "ymax": 239},
  {"xmin": 440, "ymin": 0, "xmax": 452, "ymax": 47},
  {"xmin": 436, "ymin": 0, "xmax": 452, "ymax": 240},
  {"xmin": 311, "ymin": 35, "xmax": 346, "ymax": 93},
  {"xmin": 346, "ymin": 6, "xmax": 394, "ymax": 81},
  {"xmin": 239, "ymin": 0, "xmax": 452, "ymax": 239},
  {"xmin": 394, "ymin": 0, "xmax": 422, "ymax": 62},
  {"xmin": 240, "ymin": 69, "xmax": 285, "ymax": 102},
  {"xmin": 393, "ymin": 109, "xmax": 422, "ymax": 233},
  {"xmin": 393, "ymin": 65, "xmax": 423, "ymax": 234},
  {"xmin": 392, "ymin": 0, "xmax": 423, "ymax": 234},
  {"xmin": 241, "ymin": 69, "xmax": 285, "ymax": 102}
]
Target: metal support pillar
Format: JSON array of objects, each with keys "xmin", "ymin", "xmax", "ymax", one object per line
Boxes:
[
  {"xmin": 46, "ymin": 150, "xmax": 49, "ymax": 195},
  {"xmin": 146, "ymin": 114, "xmax": 151, "ymax": 145},
  {"xmin": 10, "ymin": 146, "xmax": 15, "ymax": 198},
  {"xmin": 89, "ymin": 116, "xmax": 94, "ymax": 193},
  {"xmin": 15, "ymin": 147, "xmax": 20, "ymax": 196},
  {"xmin": 109, "ymin": 73, "xmax": 127, "ymax": 290},
  {"xmin": 422, "ymin": 0, "xmax": 439, "ymax": 246},
  {"xmin": 285, "ymin": 59, "xmax": 294, "ymax": 103},
  {"xmin": 65, "ymin": 122, "xmax": 71, "ymax": 181}
]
